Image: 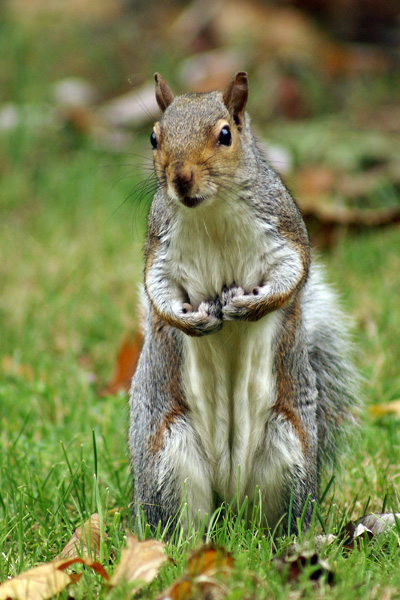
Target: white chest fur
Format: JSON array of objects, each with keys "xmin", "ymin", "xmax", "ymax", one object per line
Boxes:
[
  {"xmin": 166, "ymin": 195, "xmax": 274, "ymax": 309},
  {"xmin": 163, "ymin": 197, "xmax": 302, "ymax": 507}
]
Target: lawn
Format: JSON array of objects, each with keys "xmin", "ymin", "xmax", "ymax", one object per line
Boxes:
[
  {"xmin": 1, "ymin": 5, "xmax": 400, "ymax": 599},
  {"xmin": 1, "ymin": 107, "xmax": 400, "ymax": 599}
]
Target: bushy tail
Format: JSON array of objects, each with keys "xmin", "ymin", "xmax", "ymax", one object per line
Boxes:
[{"xmin": 303, "ymin": 264, "xmax": 361, "ymax": 469}]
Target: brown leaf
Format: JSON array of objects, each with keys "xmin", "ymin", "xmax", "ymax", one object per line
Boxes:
[
  {"xmin": 186, "ymin": 544, "xmax": 234, "ymax": 577},
  {"xmin": 296, "ymin": 167, "xmax": 336, "ymax": 201},
  {"xmin": 109, "ymin": 535, "xmax": 167, "ymax": 589},
  {"xmin": 369, "ymin": 400, "xmax": 400, "ymax": 418},
  {"xmin": 296, "ymin": 166, "xmax": 400, "ymax": 229},
  {"xmin": 98, "ymin": 332, "xmax": 143, "ymax": 396},
  {"xmin": 344, "ymin": 513, "xmax": 400, "ymax": 545},
  {"xmin": 273, "ymin": 550, "xmax": 334, "ymax": 585},
  {"xmin": 177, "ymin": 50, "xmax": 243, "ymax": 94},
  {"xmin": 322, "ymin": 42, "xmax": 390, "ymax": 78},
  {"xmin": 58, "ymin": 106, "xmax": 100, "ymax": 136},
  {"xmin": 340, "ymin": 520, "xmax": 374, "ymax": 548},
  {"xmin": 158, "ymin": 545, "xmax": 234, "ymax": 600},
  {"xmin": 158, "ymin": 578, "xmax": 192, "ymax": 600},
  {"xmin": 340, "ymin": 513, "xmax": 400, "ymax": 549},
  {"xmin": 56, "ymin": 557, "xmax": 109, "ymax": 581},
  {"xmin": 161, "ymin": 576, "xmax": 230, "ymax": 600},
  {"xmin": 302, "ymin": 199, "xmax": 400, "ymax": 228},
  {"xmin": 0, "ymin": 563, "xmax": 71, "ymax": 600},
  {"xmin": 357, "ymin": 513, "xmax": 400, "ymax": 535},
  {"xmin": 59, "ymin": 513, "xmax": 106, "ymax": 559},
  {"xmin": 0, "ymin": 558, "xmax": 109, "ymax": 600}
]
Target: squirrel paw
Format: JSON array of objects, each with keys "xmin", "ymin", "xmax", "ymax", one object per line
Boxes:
[
  {"xmin": 221, "ymin": 283, "xmax": 258, "ymax": 321},
  {"xmin": 178, "ymin": 299, "xmax": 223, "ymax": 336}
]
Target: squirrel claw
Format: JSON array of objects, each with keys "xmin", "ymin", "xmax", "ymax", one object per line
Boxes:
[
  {"xmin": 181, "ymin": 302, "xmax": 193, "ymax": 314},
  {"xmin": 179, "ymin": 299, "xmax": 222, "ymax": 336},
  {"xmin": 221, "ymin": 285, "xmax": 244, "ymax": 304},
  {"xmin": 221, "ymin": 286, "xmax": 252, "ymax": 321},
  {"xmin": 223, "ymin": 304, "xmax": 250, "ymax": 321}
]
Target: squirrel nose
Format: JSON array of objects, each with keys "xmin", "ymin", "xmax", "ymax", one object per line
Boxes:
[{"xmin": 172, "ymin": 167, "xmax": 194, "ymax": 197}]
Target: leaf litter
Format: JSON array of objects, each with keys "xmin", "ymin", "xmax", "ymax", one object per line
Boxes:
[
  {"xmin": 58, "ymin": 513, "xmax": 106, "ymax": 560},
  {"xmin": 0, "ymin": 558, "xmax": 108, "ymax": 600},
  {"xmin": 157, "ymin": 544, "xmax": 234, "ymax": 600},
  {"xmin": 341, "ymin": 512, "xmax": 400, "ymax": 548},
  {"xmin": 2, "ymin": 512, "xmax": 400, "ymax": 600},
  {"xmin": 109, "ymin": 534, "xmax": 168, "ymax": 589},
  {"xmin": 98, "ymin": 332, "xmax": 143, "ymax": 396}
]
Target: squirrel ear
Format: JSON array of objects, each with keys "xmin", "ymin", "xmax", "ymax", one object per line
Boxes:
[
  {"xmin": 154, "ymin": 73, "xmax": 174, "ymax": 112},
  {"xmin": 223, "ymin": 72, "xmax": 248, "ymax": 130}
]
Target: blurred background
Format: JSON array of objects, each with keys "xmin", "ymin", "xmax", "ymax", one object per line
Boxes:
[{"xmin": 1, "ymin": 0, "xmax": 400, "ymax": 386}]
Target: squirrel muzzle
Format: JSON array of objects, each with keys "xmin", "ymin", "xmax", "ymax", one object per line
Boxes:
[{"xmin": 170, "ymin": 164, "xmax": 204, "ymax": 208}]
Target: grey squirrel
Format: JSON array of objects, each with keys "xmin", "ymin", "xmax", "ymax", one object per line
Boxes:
[{"xmin": 129, "ymin": 72, "xmax": 359, "ymax": 536}]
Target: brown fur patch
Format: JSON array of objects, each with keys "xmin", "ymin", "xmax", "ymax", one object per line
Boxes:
[
  {"xmin": 146, "ymin": 404, "xmax": 186, "ymax": 457},
  {"xmin": 242, "ymin": 291, "xmax": 295, "ymax": 322},
  {"xmin": 146, "ymin": 310, "xmax": 188, "ymax": 456},
  {"xmin": 273, "ymin": 299, "xmax": 309, "ymax": 453}
]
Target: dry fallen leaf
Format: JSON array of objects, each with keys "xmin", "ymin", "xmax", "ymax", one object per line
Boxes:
[
  {"xmin": 158, "ymin": 544, "xmax": 234, "ymax": 600},
  {"xmin": 273, "ymin": 550, "xmax": 334, "ymax": 585},
  {"xmin": 98, "ymin": 332, "xmax": 143, "ymax": 396},
  {"xmin": 57, "ymin": 557, "xmax": 109, "ymax": 580},
  {"xmin": 341, "ymin": 520, "xmax": 374, "ymax": 548},
  {"xmin": 0, "ymin": 558, "xmax": 109, "ymax": 600},
  {"xmin": 357, "ymin": 513, "xmax": 400, "ymax": 535},
  {"xmin": 295, "ymin": 165, "xmax": 400, "ymax": 243},
  {"xmin": 341, "ymin": 513, "xmax": 400, "ymax": 548},
  {"xmin": 186, "ymin": 544, "xmax": 234, "ymax": 577},
  {"xmin": 369, "ymin": 400, "xmax": 400, "ymax": 418},
  {"xmin": 59, "ymin": 513, "xmax": 106, "ymax": 559},
  {"xmin": 109, "ymin": 535, "xmax": 168, "ymax": 589},
  {"xmin": 0, "ymin": 563, "xmax": 70, "ymax": 600}
]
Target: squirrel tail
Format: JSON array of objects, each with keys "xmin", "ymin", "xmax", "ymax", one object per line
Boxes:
[{"xmin": 303, "ymin": 264, "xmax": 361, "ymax": 469}]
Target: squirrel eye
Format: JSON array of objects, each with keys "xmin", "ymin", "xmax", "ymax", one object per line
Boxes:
[
  {"xmin": 218, "ymin": 126, "xmax": 231, "ymax": 146},
  {"xmin": 150, "ymin": 131, "xmax": 158, "ymax": 149}
]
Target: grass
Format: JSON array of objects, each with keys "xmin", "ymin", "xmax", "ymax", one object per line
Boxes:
[
  {"xmin": 1, "ymin": 9, "xmax": 400, "ymax": 597},
  {"xmin": 1, "ymin": 116, "xmax": 400, "ymax": 599}
]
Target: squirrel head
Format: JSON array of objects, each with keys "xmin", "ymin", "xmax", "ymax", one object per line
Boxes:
[{"xmin": 150, "ymin": 72, "xmax": 249, "ymax": 209}]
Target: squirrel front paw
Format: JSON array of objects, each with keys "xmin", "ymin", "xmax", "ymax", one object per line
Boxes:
[
  {"xmin": 176, "ymin": 299, "xmax": 223, "ymax": 336},
  {"xmin": 221, "ymin": 283, "xmax": 260, "ymax": 321}
]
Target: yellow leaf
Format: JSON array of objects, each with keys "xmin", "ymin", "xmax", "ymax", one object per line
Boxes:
[
  {"xmin": 369, "ymin": 400, "xmax": 400, "ymax": 418},
  {"xmin": 109, "ymin": 535, "xmax": 167, "ymax": 589},
  {"xmin": 59, "ymin": 513, "xmax": 106, "ymax": 559},
  {"xmin": 186, "ymin": 544, "xmax": 234, "ymax": 577},
  {"xmin": 0, "ymin": 562, "xmax": 71, "ymax": 600},
  {"xmin": 158, "ymin": 545, "xmax": 234, "ymax": 600},
  {"xmin": 0, "ymin": 557, "xmax": 110, "ymax": 600}
]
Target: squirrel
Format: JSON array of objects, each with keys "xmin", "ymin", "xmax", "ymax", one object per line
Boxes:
[{"xmin": 129, "ymin": 72, "xmax": 359, "ymax": 536}]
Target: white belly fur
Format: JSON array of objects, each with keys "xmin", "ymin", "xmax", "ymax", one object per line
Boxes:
[
  {"xmin": 182, "ymin": 316, "xmax": 278, "ymax": 500},
  {"xmin": 175, "ymin": 315, "xmax": 305, "ymax": 529},
  {"xmin": 162, "ymin": 198, "xmax": 305, "ymax": 527}
]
